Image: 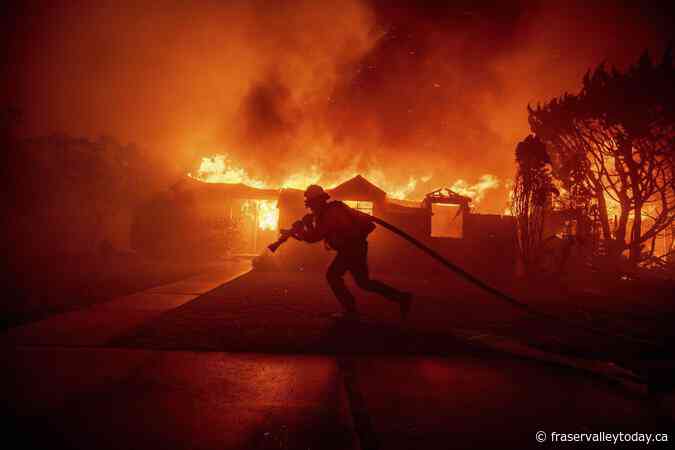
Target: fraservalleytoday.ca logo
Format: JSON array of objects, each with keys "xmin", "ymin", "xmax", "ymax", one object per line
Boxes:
[{"xmin": 536, "ymin": 431, "xmax": 670, "ymax": 445}]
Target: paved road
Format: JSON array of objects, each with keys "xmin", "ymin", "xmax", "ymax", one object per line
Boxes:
[{"xmin": 2, "ymin": 264, "xmax": 673, "ymax": 449}]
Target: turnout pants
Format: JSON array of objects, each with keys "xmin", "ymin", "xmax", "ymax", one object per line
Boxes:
[{"xmin": 326, "ymin": 241, "xmax": 406, "ymax": 312}]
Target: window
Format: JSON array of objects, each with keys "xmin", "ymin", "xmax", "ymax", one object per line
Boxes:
[
  {"xmin": 431, "ymin": 203, "xmax": 463, "ymax": 238},
  {"xmin": 344, "ymin": 200, "xmax": 374, "ymax": 216}
]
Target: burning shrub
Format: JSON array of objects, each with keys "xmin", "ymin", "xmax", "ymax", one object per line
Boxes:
[{"xmin": 511, "ymin": 135, "xmax": 556, "ymax": 276}]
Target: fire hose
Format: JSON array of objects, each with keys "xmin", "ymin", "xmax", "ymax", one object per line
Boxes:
[{"xmin": 269, "ymin": 214, "xmax": 658, "ymax": 347}]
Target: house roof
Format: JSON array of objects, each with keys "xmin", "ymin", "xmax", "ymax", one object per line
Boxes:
[
  {"xmin": 173, "ymin": 174, "xmax": 391, "ymax": 204},
  {"xmin": 172, "ymin": 176, "xmax": 279, "ymax": 200},
  {"xmin": 387, "ymin": 197, "xmax": 423, "ymax": 208},
  {"xmin": 328, "ymin": 175, "xmax": 387, "ymax": 202},
  {"xmin": 424, "ymin": 187, "xmax": 471, "ymax": 206}
]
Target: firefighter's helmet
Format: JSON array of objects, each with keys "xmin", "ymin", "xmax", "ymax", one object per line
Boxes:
[{"xmin": 304, "ymin": 184, "xmax": 330, "ymax": 202}]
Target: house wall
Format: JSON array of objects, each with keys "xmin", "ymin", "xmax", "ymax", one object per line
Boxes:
[
  {"xmin": 274, "ymin": 191, "xmax": 516, "ymax": 282},
  {"xmin": 368, "ymin": 208, "xmax": 516, "ymax": 282}
]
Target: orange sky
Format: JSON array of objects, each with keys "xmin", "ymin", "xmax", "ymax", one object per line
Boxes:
[{"xmin": 4, "ymin": 0, "xmax": 673, "ymax": 212}]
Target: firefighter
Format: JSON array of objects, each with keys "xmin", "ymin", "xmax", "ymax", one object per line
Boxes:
[{"xmin": 294, "ymin": 184, "xmax": 413, "ymax": 321}]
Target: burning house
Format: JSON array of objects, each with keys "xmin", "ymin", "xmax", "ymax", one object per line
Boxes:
[
  {"xmin": 131, "ymin": 177, "xmax": 280, "ymax": 258},
  {"xmin": 132, "ymin": 173, "xmax": 516, "ymax": 280}
]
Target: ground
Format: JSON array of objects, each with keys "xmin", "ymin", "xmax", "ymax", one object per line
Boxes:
[
  {"xmin": 2, "ymin": 261, "xmax": 674, "ymax": 449},
  {"xmin": 1, "ymin": 252, "xmax": 229, "ymax": 330}
]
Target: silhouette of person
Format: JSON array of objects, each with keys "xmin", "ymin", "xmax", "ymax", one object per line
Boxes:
[{"xmin": 293, "ymin": 185, "xmax": 413, "ymax": 320}]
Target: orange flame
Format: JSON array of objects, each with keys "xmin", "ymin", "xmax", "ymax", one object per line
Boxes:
[
  {"xmin": 450, "ymin": 174, "xmax": 500, "ymax": 203},
  {"xmin": 190, "ymin": 154, "xmax": 501, "ymax": 228},
  {"xmin": 257, "ymin": 200, "xmax": 279, "ymax": 231},
  {"xmin": 191, "ymin": 155, "xmax": 268, "ymax": 188}
]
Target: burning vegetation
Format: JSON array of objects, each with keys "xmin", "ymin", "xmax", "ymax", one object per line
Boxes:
[{"xmin": 513, "ymin": 48, "xmax": 675, "ymax": 276}]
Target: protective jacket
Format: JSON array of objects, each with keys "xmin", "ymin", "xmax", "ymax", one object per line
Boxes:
[{"xmin": 299, "ymin": 201, "xmax": 375, "ymax": 250}]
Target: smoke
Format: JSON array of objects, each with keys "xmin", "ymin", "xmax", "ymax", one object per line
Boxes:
[{"xmin": 4, "ymin": 0, "xmax": 674, "ymax": 212}]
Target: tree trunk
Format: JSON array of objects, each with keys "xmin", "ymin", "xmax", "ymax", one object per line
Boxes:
[
  {"xmin": 595, "ymin": 190, "xmax": 611, "ymax": 240},
  {"xmin": 629, "ymin": 200, "xmax": 643, "ymax": 267}
]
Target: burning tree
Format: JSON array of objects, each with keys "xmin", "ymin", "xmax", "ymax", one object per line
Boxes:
[
  {"xmin": 528, "ymin": 47, "xmax": 675, "ymax": 269},
  {"xmin": 511, "ymin": 135, "xmax": 554, "ymax": 276}
]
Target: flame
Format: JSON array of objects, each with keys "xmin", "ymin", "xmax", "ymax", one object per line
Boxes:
[
  {"xmin": 240, "ymin": 199, "xmax": 279, "ymax": 230},
  {"xmin": 191, "ymin": 154, "xmax": 440, "ymax": 200},
  {"xmin": 363, "ymin": 170, "xmax": 432, "ymax": 200},
  {"xmin": 280, "ymin": 168, "xmax": 322, "ymax": 190},
  {"xmin": 450, "ymin": 174, "xmax": 500, "ymax": 203},
  {"xmin": 190, "ymin": 154, "xmax": 322, "ymax": 191},
  {"xmin": 257, "ymin": 200, "xmax": 279, "ymax": 230},
  {"xmin": 190, "ymin": 154, "xmax": 500, "ymax": 226},
  {"xmin": 191, "ymin": 155, "xmax": 268, "ymax": 188}
]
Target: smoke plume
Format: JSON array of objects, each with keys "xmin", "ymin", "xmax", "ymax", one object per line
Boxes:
[{"xmin": 4, "ymin": 0, "xmax": 674, "ymax": 211}]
